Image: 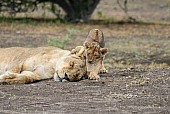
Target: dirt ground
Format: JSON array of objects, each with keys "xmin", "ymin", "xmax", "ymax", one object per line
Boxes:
[
  {"xmin": 0, "ymin": 68, "xmax": 169, "ymax": 114},
  {"xmin": 0, "ymin": 24, "xmax": 170, "ymax": 114},
  {"xmin": 0, "ymin": 0, "xmax": 170, "ymax": 114}
]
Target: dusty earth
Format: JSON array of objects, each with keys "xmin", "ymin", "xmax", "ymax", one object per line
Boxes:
[
  {"xmin": 0, "ymin": 23, "xmax": 169, "ymax": 114},
  {"xmin": 0, "ymin": 68, "xmax": 169, "ymax": 114},
  {"xmin": 0, "ymin": 0, "xmax": 170, "ymax": 114}
]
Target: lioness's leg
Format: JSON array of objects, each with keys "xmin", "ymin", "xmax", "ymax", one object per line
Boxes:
[{"xmin": 0, "ymin": 71, "xmax": 41, "ymax": 84}]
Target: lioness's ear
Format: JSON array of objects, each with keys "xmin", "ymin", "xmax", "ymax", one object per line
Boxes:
[
  {"xmin": 100, "ymin": 48, "xmax": 108, "ymax": 55},
  {"xmin": 69, "ymin": 61, "xmax": 74, "ymax": 68}
]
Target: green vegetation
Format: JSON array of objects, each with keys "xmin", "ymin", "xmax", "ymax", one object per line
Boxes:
[
  {"xmin": 0, "ymin": 16, "xmax": 65, "ymax": 25},
  {"xmin": 47, "ymin": 28, "xmax": 78, "ymax": 49}
]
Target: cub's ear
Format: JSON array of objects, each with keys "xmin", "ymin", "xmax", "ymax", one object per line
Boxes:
[
  {"xmin": 91, "ymin": 42, "xmax": 99, "ymax": 47},
  {"xmin": 100, "ymin": 48, "xmax": 108, "ymax": 55},
  {"xmin": 84, "ymin": 42, "xmax": 90, "ymax": 49}
]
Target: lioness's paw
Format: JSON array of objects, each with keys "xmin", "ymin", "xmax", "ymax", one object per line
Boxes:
[
  {"xmin": 0, "ymin": 72, "xmax": 19, "ymax": 84},
  {"xmin": 99, "ymin": 68, "xmax": 108, "ymax": 74},
  {"xmin": 0, "ymin": 75, "xmax": 10, "ymax": 84},
  {"xmin": 88, "ymin": 72, "xmax": 100, "ymax": 80},
  {"xmin": 3, "ymin": 74, "xmax": 16, "ymax": 79},
  {"xmin": 0, "ymin": 77, "xmax": 4, "ymax": 84}
]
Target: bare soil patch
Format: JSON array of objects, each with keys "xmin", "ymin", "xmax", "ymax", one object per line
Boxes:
[
  {"xmin": 0, "ymin": 0, "xmax": 170, "ymax": 113},
  {"xmin": 0, "ymin": 68, "xmax": 169, "ymax": 113},
  {"xmin": 0, "ymin": 23, "xmax": 170, "ymax": 114}
]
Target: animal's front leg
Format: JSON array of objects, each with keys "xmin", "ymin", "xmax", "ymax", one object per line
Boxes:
[
  {"xmin": 87, "ymin": 62, "xmax": 101, "ymax": 80},
  {"xmin": 88, "ymin": 72, "xmax": 100, "ymax": 80},
  {"xmin": 0, "ymin": 71, "xmax": 41, "ymax": 84},
  {"xmin": 99, "ymin": 56, "xmax": 108, "ymax": 73},
  {"xmin": 99, "ymin": 63, "xmax": 108, "ymax": 73}
]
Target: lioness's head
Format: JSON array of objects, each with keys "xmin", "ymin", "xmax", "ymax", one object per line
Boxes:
[
  {"xmin": 54, "ymin": 55, "xmax": 86, "ymax": 82},
  {"xmin": 84, "ymin": 42, "xmax": 108, "ymax": 64}
]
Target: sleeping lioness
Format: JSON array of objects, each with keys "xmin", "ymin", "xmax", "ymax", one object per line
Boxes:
[{"xmin": 0, "ymin": 47, "xmax": 86, "ymax": 84}]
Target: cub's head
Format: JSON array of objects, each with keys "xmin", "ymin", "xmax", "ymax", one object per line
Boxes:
[
  {"xmin": 84, "ymin": 42, "xmax": 108, "ymax": 64},
  {"xmin": 54, "ymin": 55, "xmax": 86, "ymax": 82}
]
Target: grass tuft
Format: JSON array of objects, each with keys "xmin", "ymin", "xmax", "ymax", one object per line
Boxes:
[{"xmin": 47, "ymin": 28, "xmax": 78, "ymax": 49}]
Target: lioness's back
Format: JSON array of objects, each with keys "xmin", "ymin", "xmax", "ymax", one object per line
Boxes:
[
  {"xmin": 0, "ymin": 47, "xmax": 70, "ymax": 74},
  {"xmin": 0, "ymin": 47, "xmax": 66, "ymax": 59}
]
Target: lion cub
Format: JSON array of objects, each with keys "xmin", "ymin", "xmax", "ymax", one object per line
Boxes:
[
  {"xmin": 71, "ymin": 42, "xmax": 107, "ymax": 80},
  {"xmin": 84, "ymin": 29, "xmax": 108, "ymax": 73},
  {"xmin": 71, "ymin": 29, "xmax": 108, "ymax": 80}
]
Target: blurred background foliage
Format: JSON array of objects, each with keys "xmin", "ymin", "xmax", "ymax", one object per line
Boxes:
[
  {"xmin": 0, "ymin": 0, "xmax": 100, "ymax": 22},
  {"xmin": 0, "ymin": 0, "xmax": 169, "ymax": 23}
]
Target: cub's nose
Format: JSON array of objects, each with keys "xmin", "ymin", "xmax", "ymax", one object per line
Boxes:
[{"xmin": 88, "ymin": 60, "xmax": 93, "ymax": 63}]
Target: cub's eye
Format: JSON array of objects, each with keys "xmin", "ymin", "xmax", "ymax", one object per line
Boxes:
[
  {"xmin": 87, "ymin": 52, "xmax": 90, "ymax": 56},
  {"xmin": 94, "ymin": 53, "xmax": 99, "ymax": 56},
  {"xmin": 94, "ymin": 54, "xmax": 100, "ymax": 58}
]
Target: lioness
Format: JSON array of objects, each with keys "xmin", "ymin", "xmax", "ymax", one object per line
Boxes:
[{"xmin": 0, "ymin": 47, "xmax": 86, "ymax": 84}]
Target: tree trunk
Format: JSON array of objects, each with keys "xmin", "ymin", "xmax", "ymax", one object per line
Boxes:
[
  {"xmin": 51, "ymin": 0, "xmax": 100, "ymax": 22},
  {"xmin": 0, "ymin": 0, "xmax": 100, "ymax": 22}
]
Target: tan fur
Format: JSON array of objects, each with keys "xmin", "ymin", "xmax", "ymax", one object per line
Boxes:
[
  {"xmin": 83, "ymin": 29, "xmax": 108, "ymax": 79},
  {"xmin": 0, "ymin": 47, "xmax": 86, "ymax": 84},
  {"xmin": 71, "ymin": 42, "xmax": 107, "ymax": 80},
  {"xmin": 84, "ymin": 29, "xmax": 105, "ymax": 48}
]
